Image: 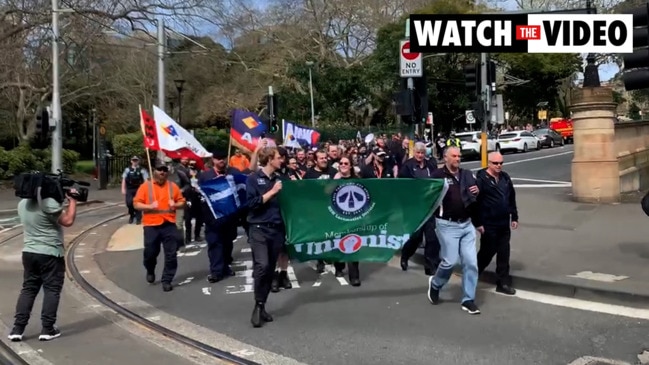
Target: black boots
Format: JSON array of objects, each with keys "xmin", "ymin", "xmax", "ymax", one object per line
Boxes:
[
  {"xmin": 251, "ymin": 302, "xmax": 273, "ymax": 328},
  {"xmin": 271, "ymin": 271, "xmax": 292, "ymax": 292}
]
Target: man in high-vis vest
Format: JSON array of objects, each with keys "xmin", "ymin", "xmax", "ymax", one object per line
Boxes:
[
  {"xmin": 133, "ymin": 159, "xmax": 186, "ymax": 292},
  {"xmin": 446, "ymin": 133, "xmax": 461, "ymax": 148}
]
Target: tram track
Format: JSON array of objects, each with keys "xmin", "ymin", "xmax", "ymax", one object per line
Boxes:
[
  {"xmin": 0, "ymin": 201, "xmax": 260, "ymax": 365},
  {"xmin": 66, "ymin": 215, "xmax": 260, "ymax": 365}
]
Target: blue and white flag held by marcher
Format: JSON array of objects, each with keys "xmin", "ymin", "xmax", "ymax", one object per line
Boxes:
[{"xmin": 198, "ymin": 174, "xmax": 248, "ymax": 220}]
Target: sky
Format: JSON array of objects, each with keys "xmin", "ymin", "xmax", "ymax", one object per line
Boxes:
[{"xmin": 183, "ymin": 0, "xmax": 619, "ymax": 82}]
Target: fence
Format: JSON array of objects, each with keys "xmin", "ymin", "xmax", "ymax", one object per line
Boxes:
[{"xmin": 105, "ymin": 155, "xmax": 150, "ymax": 184}]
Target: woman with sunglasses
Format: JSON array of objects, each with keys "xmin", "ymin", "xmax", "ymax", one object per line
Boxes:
[{"xmin": 332, "ymin": 156, "xmax": 361, "ymax": 286}]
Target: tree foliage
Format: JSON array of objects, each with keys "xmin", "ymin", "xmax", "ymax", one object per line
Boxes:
[{"xmin": 0, "ymin": 0, "xmax": 615, "ymax": 159}]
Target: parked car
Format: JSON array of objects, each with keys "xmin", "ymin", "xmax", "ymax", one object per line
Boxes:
[
  {"xmin": 455, "ymin": 131, "xmax": 498, "ymax": 158},
  {"xmin": 533, "ymin": 128, "xmax": 564, "ymax": 148},
  {"xmin": 498, "ymin": 131, "xmax": 539, "ymax": 153}
]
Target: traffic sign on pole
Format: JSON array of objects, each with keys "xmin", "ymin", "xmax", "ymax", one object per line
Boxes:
[
  {"xmin": 400, "ymin": 40, "xmax": 422, "ymax": 78},
  {"xmin": 466, "ymin": 110, "xmax": 476, "ymax": 124}
]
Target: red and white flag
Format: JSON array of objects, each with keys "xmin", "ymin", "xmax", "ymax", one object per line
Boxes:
[
  {"xmin": 152, "ymin": 105, "xmax": 212, "ymax": 169},
  {"xmin": 140, "ymin": 106, "xmax": 160, "ymax": 150}
]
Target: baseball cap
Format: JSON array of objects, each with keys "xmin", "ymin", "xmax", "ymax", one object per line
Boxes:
[
  {"xmin": 211, "ymin": 150, "xmax": 228, "ymax": 160},
  {"xmin": 131, "ymin": 156, "xmax": 139, "ymax": 160},
  {"xmin": 375, "ymin": 148, "xmax": 387, "ymax": 157},
  {"xmin": 154, "ymin": 159, "xmax": 169, "ymax": 171}
]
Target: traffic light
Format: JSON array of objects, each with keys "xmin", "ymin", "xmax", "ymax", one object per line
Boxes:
[
  {"xmin": 463, "ymin": 62, "xmax": 480, "ymax": 100},
  {"xmin": 35, "ymin": 108, "xmax": 49, "ymax": 140},
  {"xmin": 622, "ymin": 4, "xmax": 649, "ymax": 90},
  {"xmin": 486, "ymin": 60, "xmax": 497, "ymax": 90}
]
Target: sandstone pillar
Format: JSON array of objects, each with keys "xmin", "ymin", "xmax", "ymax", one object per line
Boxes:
[{"xmin": 570, "ymin": 87, "xmax": 619, "ymax": 203}]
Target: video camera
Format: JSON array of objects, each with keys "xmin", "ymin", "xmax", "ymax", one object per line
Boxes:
[{"xmin": 13, "ymin": 170, "xmax": 91, "ymax": 204}]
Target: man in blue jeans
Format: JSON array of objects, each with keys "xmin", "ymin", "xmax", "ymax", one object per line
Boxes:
[{"xmin": 427, "ymin": 146, "xmax": 482, "ymax": 315}]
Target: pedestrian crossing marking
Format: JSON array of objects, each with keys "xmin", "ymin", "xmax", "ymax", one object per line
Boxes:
[{"xmin": 286, "ymin": 266, "xmax": 301, "ymax": 288}]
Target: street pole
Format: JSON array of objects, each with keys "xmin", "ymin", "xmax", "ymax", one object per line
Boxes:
[
  {"xmin": 309, "ymin": 67, "xmax": 315, "ymax": 127},
  {"xmin": 51, "ymin": 0, "xmax": 62, "ymax": 173},
  {"xmin": 480, "ymin": 52, "xmax": 489, "ymax": 169},
  {"xmin": 156, "ymin": 17, "xmax": 165, "ymax": 161},
  {"xmin": 91, "ymin": 108, "xmax": 96, "ymax": 165},
  {"xmin": 407, "ymin": 77, "xmax": 415, "ymax": 157},
  {"xmin": 177, "ymin": 87, "xmax": 182, "ymax": 125}
]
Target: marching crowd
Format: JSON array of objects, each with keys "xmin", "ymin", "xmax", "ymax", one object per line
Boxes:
[{"xmin": 120, "ymin": 132, "xmax": 519, "ymax": 328}]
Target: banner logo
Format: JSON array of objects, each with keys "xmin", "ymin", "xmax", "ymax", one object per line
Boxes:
[
  {"xmin": 337, "ymin": 234, "xmax": 363, "ymax": 254},
  {"xmin": 328, "ymin": 183, "xmax": 374, "ymax": 221}
]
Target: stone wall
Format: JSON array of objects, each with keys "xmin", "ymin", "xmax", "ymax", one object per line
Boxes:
[{"xmin": 616, "ymin": 121, "xmax": 649, "ymax": 193}]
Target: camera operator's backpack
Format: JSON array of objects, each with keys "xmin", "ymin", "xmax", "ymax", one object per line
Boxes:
[{"xmin": 13, "ymin": 172, "xmax": 43, "ymax": 200}]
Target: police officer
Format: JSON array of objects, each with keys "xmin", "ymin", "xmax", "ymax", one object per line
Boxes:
[
  {"xmin": 446, "ymin": 132, "xmax": 461, "ymax": 148},
  {"xmin": 121, "ymin": 156, "xmax": 149, "ymax": 224},
  {"xmin": 245, "ymin": 147, "xmax": 284, "ymax": 328},
  {"xmin": 133, "ymin": 160, "xmax": 186, "ymax": 292},
  {"xmin": 199, "ymin": 150, "xmax": 241, "ymax": 283}
]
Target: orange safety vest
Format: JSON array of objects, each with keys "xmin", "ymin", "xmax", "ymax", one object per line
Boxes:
[{"xmin": 133, "ymin": 180, "xmax": 184, "ymax": 226}]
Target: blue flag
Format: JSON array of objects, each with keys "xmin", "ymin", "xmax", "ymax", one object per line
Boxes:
[{"xmin": 198, "ymin": 174, "xmax": 248, "ymax": 220}]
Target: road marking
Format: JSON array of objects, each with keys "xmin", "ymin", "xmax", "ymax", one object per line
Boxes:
[
  {"xmin": 225, "ymin": 284, "xmax": 254, "ymax": 294},
  {"xmin": 236, "ymin": 269, "xmax": 254, "ymax": 284},
  {"xmin": 514, "ymin": 183, "xmax": 572, "ymax": 188},
  {"xmin": 241, "ymin": 247, "xmax": 251, "ymax": 253},
  {"xmin": 498, "ymin": 288, "xmax": 649, "ymax": 320},
  {"xmin": 568, "ymin": 271, "xmax": 629, "ymax": 282},
  {"xmin": 178, "ymin": 276, "xmax": 194, "ymax": 286},
  {"xmin": 567, "ymin": 356, "xmax": 630, "ymax": 365},
  {"xmin": 511, "ymin": 177, "xmax": 571, "ymax": 184},
  {"xmin": 233, "ymin": 349, "xmax": 255, "ymax": 357},
  {"xmin": 202, "ymin": 287, "xmax": 211, "ymax": 295},
  {"xmin": 286, "ymin": 265, "xmax": 300, "ymax": 288},
  {"xmin": 470, "ymin": 150, "xmax": 573, "ymax": 171},
  {"xmin": 325, "ymin": 264, "xmax": 348, "ymax": 286}
]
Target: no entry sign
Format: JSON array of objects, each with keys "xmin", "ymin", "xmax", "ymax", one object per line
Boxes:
[{"xmin": 400, "ymin": 40, "xmax": 422, "ymax": 77}]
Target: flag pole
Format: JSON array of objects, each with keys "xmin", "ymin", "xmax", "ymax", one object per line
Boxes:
[
  {"xmin": 139, "ymin": 104, "xmax": 157, "ymax": 201},
  {"xmin": 227, "ymin": 131, "xmax": 233, "ymax": 164}
]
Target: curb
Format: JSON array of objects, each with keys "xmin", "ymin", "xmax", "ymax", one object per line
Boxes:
[
  {"xmin": 0, "ymin": 200, "xmax": 104, "ymax": 219},
  {"xmin": 411, "ymin": 250, "xmax": 649, "ymax": 309}
]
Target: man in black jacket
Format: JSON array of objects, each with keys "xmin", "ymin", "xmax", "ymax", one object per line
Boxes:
[
  {"xmin": 427, "ymin": 146, "xmax": 482, "ymax": 315},
  {"xmin": 473, "ymin": 152, "xmax": 518, "ymax": 295},
  {"xmin": 398, "ymin": 142, "xmax": 440, "ymax": 275}
]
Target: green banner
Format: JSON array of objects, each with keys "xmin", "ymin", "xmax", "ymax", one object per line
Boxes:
[{"xmin": 278, "ymin": 178, "xmax": 448, "ymax": 263}]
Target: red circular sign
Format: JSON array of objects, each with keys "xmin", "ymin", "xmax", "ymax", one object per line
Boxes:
[{"xmin": 401, "ymin": 41, "xmax": 420, "ymax": 61}]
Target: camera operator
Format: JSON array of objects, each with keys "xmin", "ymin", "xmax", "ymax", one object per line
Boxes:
[{"xmin": 8, "ymin": 187, "xmax": 79, "ymax": 342}]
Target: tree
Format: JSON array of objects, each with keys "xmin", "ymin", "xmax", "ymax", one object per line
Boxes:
[{"xmin": 495, "ymin": 53, "xmax": 582, "ymax": 122}]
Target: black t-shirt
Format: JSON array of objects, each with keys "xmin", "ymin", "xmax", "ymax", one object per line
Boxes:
[
  {"xmin": 360, "ymin": 162, "xmax": 393, "ymax": 178},
  {"xmin": 304, "ymin": 167, "xmax": 337, "ymax": 180}
]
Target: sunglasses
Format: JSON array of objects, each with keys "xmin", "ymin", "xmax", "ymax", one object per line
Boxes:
[
  {"xmin": 489, "ymin": 161, "xmax": 503, "ymax": 165},
  {"xmin": 155, "ymin": 167, "xmax": 169, "ymax": 172},
  {"xmin": 339, "ymin": 162, "xmax": 350, "ymax": 166}
]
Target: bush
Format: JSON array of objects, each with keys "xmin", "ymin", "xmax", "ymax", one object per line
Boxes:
[
  {"xmin": 112, "ymin": 132, "xmax": 146, "ymax": 160},
  {"xmin": 0, "ymin": 144, "xmax": 80, "ymax": 179},
  {"xmin": 193, "ymin": 128, "xmax": 229, "ymax": 153}
]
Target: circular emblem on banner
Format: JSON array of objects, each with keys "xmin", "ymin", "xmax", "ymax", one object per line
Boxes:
[
  {"xmin": 338, "ymin": 234, "xmax": 363, "ymax": 254},
  {"xmin": 330, "ymin": 183, "xmax": 371, "ymax": 220}
]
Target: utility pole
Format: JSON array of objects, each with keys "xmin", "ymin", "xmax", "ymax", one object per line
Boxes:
[
  {"xmin": 51, "ymin": 0, "xmax": 62, "ymax": 173},
  {"xmin": 480, "ymin": 53, "xmax": 490, "ymax": 168},
  {"xmin": 156, "ymin": 17, "xmax": 166, "ymax": 161}
]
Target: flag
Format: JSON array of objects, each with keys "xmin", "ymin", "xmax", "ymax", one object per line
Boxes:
[
  {"xmin": 152, "ymin": 105, "xmax": 212, "ymax": 169},
  {"xmin": 198, "ymin": 173, "xmax": 248, "ymax": 220},
  {"xmin": 140, "ymin": 107, "xmax": 160, "ymax": 150},
  {"xmin": 278, "ymin": 179, "xmax": 448, "ymax": 263},
  {"xmin": 282, "ymin": 120, "xmax": 320, "ymax": 148},
  {"xmin": 230, "ymin": 110, "xmax": 267, "ymax": 153}
]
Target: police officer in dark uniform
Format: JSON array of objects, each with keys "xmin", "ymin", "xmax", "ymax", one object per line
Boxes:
[
  {"xmin": 121, "ymin": 156, "xmax": 149, "ymax": 224},
  {"xmin": 245, "ymin": 146, "xmax": 284, "ymax": 328},
  {"xmin": 199, "ymin": 150, "xmax": 241, "ymax": 283}
]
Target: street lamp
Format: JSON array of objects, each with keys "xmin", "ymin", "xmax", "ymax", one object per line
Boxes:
[
  {"xmin": 168, "ymin": 97, "xmax": 175, "ymax": 119},
  {"xmin": 306, "ymin": 61, "xmax": 315, "ymax": 127},
  {"xmin": 174, "ymin": 79, "xmax": 185, "ymax": 124}
]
